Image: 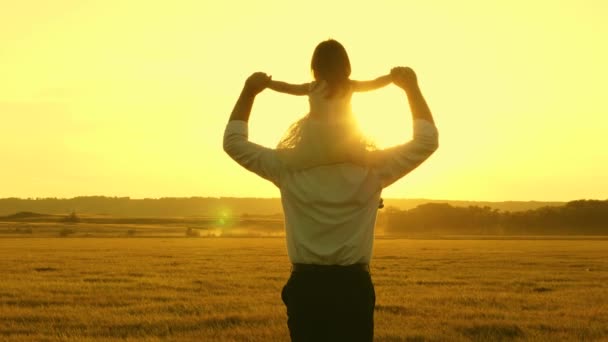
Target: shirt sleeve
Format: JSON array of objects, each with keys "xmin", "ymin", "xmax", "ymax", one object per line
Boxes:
[
  {"xmin": 371, "ymin": 119, "xmax": 439, "ymax": 188},
  {"xmin": 223, "ymin": 120, "xmax": 283, "ymax": 187}
]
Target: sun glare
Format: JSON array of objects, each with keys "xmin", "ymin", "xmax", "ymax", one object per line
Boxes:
[{"xmin": 0, "ymin": 0, "xmax": 606, "ymax": 200}]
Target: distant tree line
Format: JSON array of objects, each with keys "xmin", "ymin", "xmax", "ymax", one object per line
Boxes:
[
  {"xmin": 0, "ymin": 196, "xmax": 565, "ymax": 217},
  {"xmin": 0, "ymin": 196, "xmax": 283, "ymax": 217},
  {"xmin": 383, "ymin": 200, "xmax": 608, "ymax": 235},
  {"xmin": 1, "ymin": 197, "xmax": 605, "ymax": 236}
]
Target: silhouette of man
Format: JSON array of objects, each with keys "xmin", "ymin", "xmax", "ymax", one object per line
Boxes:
[{"xmin": 223, "ymin": 67, "xmax": 438, "ymax": 341}]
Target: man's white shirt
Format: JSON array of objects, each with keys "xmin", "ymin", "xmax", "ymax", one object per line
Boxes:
[{"xmin": 223, "ymin": 119, "xmax": 438, "ymax": 265}]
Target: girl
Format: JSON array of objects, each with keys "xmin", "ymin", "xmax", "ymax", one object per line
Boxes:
[
  {"xmin": 268, "ymin": 39, "xmax": 392, "ymax": 121},
  {"xmin": 269, "ymin": 39, "xmax": 392, "ymax": 171}
]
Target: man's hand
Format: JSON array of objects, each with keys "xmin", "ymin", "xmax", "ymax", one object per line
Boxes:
[
  {"xmin": 391, "ymin": 67, "xmax": 418, "ymax": 92},
  {"xmin": 229, "ymin": 72, "xmax": 271, "ymax": 122},
  {"xmin": 390, "ymin": 66, "xmax": 434, "ymax": 124},
  {"xmin": 244, "ymin": 72, "xmax": 272, "ymax": 96}
]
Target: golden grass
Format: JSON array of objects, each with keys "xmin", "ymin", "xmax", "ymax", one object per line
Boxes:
[{"xmin": 0, "ymin": 238, "xmax": 607, "ymax": 341}]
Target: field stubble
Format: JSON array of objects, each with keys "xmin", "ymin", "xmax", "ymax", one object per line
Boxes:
[{"xmin": 0, "ymin": 238, "xmax": 607, "ymax": 341}]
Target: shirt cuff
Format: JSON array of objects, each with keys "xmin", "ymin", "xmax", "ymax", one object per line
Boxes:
[
  {"xmin": 413, "ymin": 119, "xmax": 438, "ymax": 135},
  {"xmin": 225, "ymin": 120, "xmax": 249, "ymax": 137}
]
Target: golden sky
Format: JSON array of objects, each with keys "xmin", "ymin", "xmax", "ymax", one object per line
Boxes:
[{"xmin": 1, "ymin": 0, "xmax": 607, "ymax": 201}]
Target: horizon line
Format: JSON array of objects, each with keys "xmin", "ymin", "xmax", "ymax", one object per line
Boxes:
[{"xmin": 1, "ymin": 196, "xmax": 606, "ymax": 203}]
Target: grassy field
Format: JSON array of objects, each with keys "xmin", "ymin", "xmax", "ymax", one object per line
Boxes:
[{"xmin": 0, "ymin": 238, "xmax": 607, "ymax": 341}]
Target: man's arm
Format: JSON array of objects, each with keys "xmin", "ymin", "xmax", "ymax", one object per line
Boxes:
[
  {"xmin": 224, "ymin": 72, "xmax": 283, "ymax": 185},
  {"xmin": 391, "ymin": 67, "xmax": 434, "ymax": 124},
  {"xmin": 228, "ymin": 72, "xmax": 271, "ymax": 122},
  {"xmin": 268, "ymin": 80, "xmax": 310, "ymax": 96},
  {"xmin": 351, "ymin": 74, "xmax": 392, "ymax": 92},
  {"xmin": 369, "ymin": 67, "xmax": 438, "ymax": 188}
]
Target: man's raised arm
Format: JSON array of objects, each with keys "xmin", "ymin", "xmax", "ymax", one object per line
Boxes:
[
  {"xmin": 228, "ymin": 72, "xmax": 271, "ymax": 122},
  {"xmin": 370, "ymin": 67, "xmax": 439, "ymax": 188},
  {"xmin": 392, "ymin": 67, "xmax": 434, "ymax": 125},
  {"xmin": 223, "ymin": 72, "xmax": 283, "ymax": 186}
]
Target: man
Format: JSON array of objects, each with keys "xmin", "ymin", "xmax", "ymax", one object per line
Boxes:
[{"xmin": 223, "ymin": 67, "xmax": 438, "ymax": 341}]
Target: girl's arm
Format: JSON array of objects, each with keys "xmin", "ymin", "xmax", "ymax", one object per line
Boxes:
[
  {"xmin": 268, "ymin": 80, "xmax": 310, "ymax": 96},
  {"xmin": 351, "ymin": 74, "xmax": 392, "ymax": 92}
]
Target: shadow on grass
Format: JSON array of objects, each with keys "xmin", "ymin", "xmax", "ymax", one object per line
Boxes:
[
  {"xmin": 376, "ymin": 304, "xmax": 412, "ymax": 315},
  {"xmin": 458, "ymin": 323, "xmax": 524, "ymax": 341}
]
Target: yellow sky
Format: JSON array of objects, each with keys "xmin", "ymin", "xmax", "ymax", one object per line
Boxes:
[{"xmin": 1, "ymin": 0, "xmax": 607, "ymax": 201}]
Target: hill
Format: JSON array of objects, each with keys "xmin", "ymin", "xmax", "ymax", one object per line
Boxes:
[{"xmin": 0, "ymin": 196, "xmax": 565, "ymax": 217}]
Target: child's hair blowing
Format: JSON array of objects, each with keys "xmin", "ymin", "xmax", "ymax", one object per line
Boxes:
[
  {"xmin": 311, "ymin": 39, "xmax": 352, "ymax": 98},
  {"xmin": 276, "ymin": 39, "xmax": 377, "ymax": 169}
]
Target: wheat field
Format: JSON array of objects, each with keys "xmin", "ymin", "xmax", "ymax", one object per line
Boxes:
[{"xmin": 1, "ymin": 237, "xmax": 607, "ymax": 341}]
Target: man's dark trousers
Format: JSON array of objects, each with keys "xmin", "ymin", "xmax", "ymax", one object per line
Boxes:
[{"xmin": 281, "ymin": 264, "xmax": 375, "ymax": 342}]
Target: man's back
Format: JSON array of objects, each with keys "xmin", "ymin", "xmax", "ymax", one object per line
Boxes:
[
  {"xmin": 223, "ymin": 117, "xmax": 438, "ymax": 265},
  {"xmin": 279, "ymin": 164, "xmax": 382, "ymax": 265}
]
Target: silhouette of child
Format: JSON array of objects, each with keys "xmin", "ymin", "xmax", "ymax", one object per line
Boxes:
[
  {"xmin": 268, "ymin": 39, "xmax": 389, "ymax": 209},
  {"xmin": 267, "ymin": 40, "xmax": 396, "ymax": 170},
  {"xmin": 268, "ymin": 40, "xmax": 392, "ymax": 121}
]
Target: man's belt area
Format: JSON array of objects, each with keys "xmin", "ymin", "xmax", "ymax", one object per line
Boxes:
[{"xmin": 291, "ymin": 263, "xmax": 370, "ymax": 273}]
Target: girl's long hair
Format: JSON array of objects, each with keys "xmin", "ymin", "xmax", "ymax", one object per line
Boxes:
[
  {"xmin": 311, "ymin": 39, "xmax": 351, "ymax": 98},
  {"xmin": 276, "ymin": 39, "xmax": 376, "ymax": 170}
]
